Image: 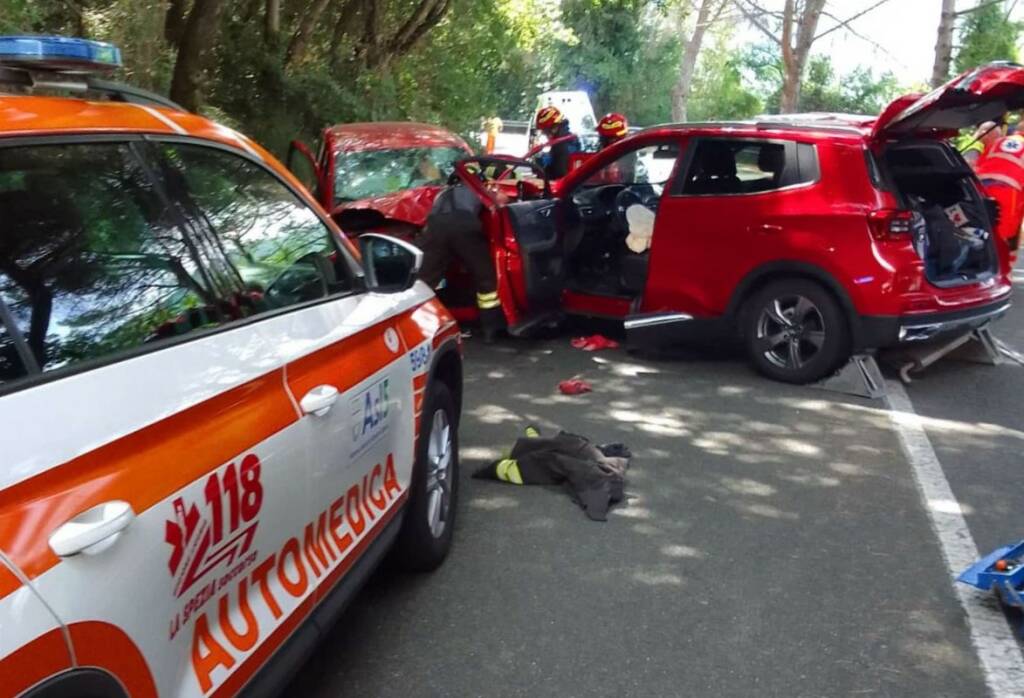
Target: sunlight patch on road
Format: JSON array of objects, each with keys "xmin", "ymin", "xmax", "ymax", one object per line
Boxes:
[
  {"xmin": 660, "ymin": 544, "xmax": 704, "ymax": 559},
  {"xmin": 461, "ymin": 446, "xmax": 503, "ymax": 460},
  {"xmin": 770, "ymin": 437, "xmax": 822, "ymax": 457},
  {"xmin": 632, "ymin": 570, "xmax": 684, "ymax": 586},
  {"xmin": 720, "ymin": 477, "xmax": 777, "ymax": 497},
  {"xmin": 590, "ymin": 355, "xmax": 661, "ymax": 377},
  {"xmin": 468, "ymin": 495, "xmax": 520, "ymax": 510}
]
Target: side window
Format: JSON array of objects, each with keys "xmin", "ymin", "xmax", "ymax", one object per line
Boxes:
[
  {"xmin": 0, "ymin": 310, "xmax": 28, "ymax": 385},
  {"xmin": 584, "ymin": 143, "xmax": 681, "ymax": 191},
  {"xmin": 153, "ymin": 143, "xmax": 353, "ymax": 311},
  {"xmin": 680, "ymin": 139, "xmax": 811, "ymax": 196},
  {"xmin": 0, "ymin": 143, "xmax": 223, "ymax": 377}
]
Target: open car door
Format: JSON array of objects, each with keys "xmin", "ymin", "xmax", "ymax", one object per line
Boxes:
[
  {"xmin": 451, "ymin": 157, "xmax": 563, "ymax": 335},
  {"xmin": 872, "ymin": 62, "xmax": 1024, "ymax": 140}
]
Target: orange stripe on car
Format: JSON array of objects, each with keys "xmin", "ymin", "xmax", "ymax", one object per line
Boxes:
[
  {"xmin": 68, "ymin": 621, "xmax": 158, "ymax": 698},
  {"xmin": 0, "ymin": 370, "xmax": 297, "ymax": 584},
  {"xmin": 0, "ymin": 627, "xmax": 73, "ymax": 695},
  {"xmin": 0, "ymin": 562, "xmax": 20, "ymax": 602}
]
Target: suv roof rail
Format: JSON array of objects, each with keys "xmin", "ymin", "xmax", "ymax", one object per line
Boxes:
[{"xmin": 0, "ymin": 65, "xmax": 185, "ymax": 111}]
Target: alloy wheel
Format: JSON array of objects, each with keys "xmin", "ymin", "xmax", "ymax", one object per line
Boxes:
[
  {"xmin": 425, "ymin": 408, "xmax": 452, "ymax": 538},
  {"xmin": 756, "ymin": 294, "xmax": 827, "ymax": 371}
]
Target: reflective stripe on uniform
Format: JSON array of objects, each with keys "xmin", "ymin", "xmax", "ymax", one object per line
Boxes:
[
  {"xmin": 495, "ymin": 459, "xmax": 524, "ymax": 484},
  {"xmin": 476, "ymin": 291, "xmax": 501, "ymax": 309}
]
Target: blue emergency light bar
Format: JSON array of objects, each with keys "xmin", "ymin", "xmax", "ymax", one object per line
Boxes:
[{"xmin": 0, "ymin": 35, "xmax": 121, "ymax": 73}]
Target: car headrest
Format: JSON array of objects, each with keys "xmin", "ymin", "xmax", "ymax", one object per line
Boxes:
[
  {"xmin": 757, "ymin": 145, "xmax": 786, "ymax": 175},
  {"xmin": 698, "ymin": 143, "xmax": 736, "ymax": 178}
]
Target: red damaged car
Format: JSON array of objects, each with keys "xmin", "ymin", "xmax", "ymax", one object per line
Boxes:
[
  {"xmin": 351, "ymin": 63, "xmax": 1014, "ymax": 384},
  {"xmin": 289, "ymin": 121, "xmax": 473, "ymax": 231}
]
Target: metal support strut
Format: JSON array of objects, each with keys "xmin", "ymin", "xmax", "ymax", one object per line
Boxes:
[
  {"xmin": 809, "ymin": 353, "xmax": 887, "ymax": 400},
  {"xmin": 895, "ymin": 325, "xmax": 1006, "ymax": 383}
]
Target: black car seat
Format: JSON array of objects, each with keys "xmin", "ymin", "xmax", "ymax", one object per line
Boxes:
[
  {"xmin": 747, "ymin": 144, "xmax": 786, "ymax": 192},
  {"xmin": 687, "ymin": 142, "xmax": 741, "ymax": 195}
]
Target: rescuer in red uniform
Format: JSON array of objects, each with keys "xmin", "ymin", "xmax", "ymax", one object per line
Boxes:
[{"xmin": 974, "ymin": 126, "xmax": 1024, "ymax": 253}]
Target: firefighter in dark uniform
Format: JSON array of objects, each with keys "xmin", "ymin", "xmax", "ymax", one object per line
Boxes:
[
  {"xmin": 534, "ymin": 106, "xmax": 580, "ymax": 179},
  {"xmin": 416, "ymin": 172, "xmax": 505, "ymax": 341}
]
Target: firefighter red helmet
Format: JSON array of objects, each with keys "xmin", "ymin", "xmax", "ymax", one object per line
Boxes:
[
  {"xmin": 597, "ymin": 113, "xmax": 629, "ymax": 140},
  {"xmin": 535, "ymin": 106, "xmax": 564, "ymax": 132}
]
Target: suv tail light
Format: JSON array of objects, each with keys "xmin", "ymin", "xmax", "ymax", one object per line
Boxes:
[{"xmin": 868, "ymin": 209, "xmax": 914, "ymax": 240}]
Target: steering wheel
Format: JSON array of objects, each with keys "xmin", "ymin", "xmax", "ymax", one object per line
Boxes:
[{"xmin": 613, "ymin": 187, "xmax": 643, "ymax": 234}]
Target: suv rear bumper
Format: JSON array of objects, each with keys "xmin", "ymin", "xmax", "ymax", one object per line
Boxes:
[{"xmin": 859, "ymin": 299, "xmax": 1012, "ymax": 348}]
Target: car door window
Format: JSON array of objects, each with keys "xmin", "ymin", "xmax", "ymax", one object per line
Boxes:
[
  {"xmin": 0, "ymin": 143, "xmax": 223, "ymax": 376},
  {"xmin": 679, "ymin": 139, "xmax": 807, "ymax": 196},
  {"xmin": 584, "ymin": 143, "xmax": 681, "ymax": 192},
  {"xmin": 152, "ymin": 142, "xmax": 354, "ymax": 311}
]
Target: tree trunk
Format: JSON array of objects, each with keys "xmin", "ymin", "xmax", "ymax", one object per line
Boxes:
[
  {"xmin": 780, "ymin": 0, "xmax": 826, "ymax": 112},
  {"xmin": 931, "ymin": 0, "xmax": 957, "ymax": 87},
  {"xmin": 169, "ymin": 0, "xmax": 225, "ymax": 112},
  {"xmin": 285, "ymin": 0, "xmax": 333, "ymax": 68},
  {"xmin": 164, "ymin": 0, "xmax": 191, "ymax": 45},
  {"xmin": 671, "ymin": 0, "xmax": 719, "ymax": 122},
  {"xmin": 265, "ymin": 0, "xmax": 280, "ymax": 41}
]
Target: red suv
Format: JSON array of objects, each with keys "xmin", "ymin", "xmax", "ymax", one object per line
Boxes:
[{"xmin": 375, "ymin": 63, "xmax": 1017, "ymax": 383}]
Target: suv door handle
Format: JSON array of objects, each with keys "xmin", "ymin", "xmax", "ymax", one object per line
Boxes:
[
  {"xmin": 49, "ymin": 501, "xmax": 135, "ymax": 557},
  {"xmin": 754, "ymin": 223, "xmax": 783, "ymax": 234},
  {"xmin": 301, "ymin": 385, "xmax": 339, "ymax": 417}
]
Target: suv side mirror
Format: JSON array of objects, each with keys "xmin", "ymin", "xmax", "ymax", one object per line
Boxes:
[{"xmin": 359, "ymin": 233, "xmax": 423, "ymax": 293}]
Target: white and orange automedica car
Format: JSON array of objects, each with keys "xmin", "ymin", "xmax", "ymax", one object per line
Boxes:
[{"xmin": 0, "ymin": 37, "xmax": 463, "ymax": 698}]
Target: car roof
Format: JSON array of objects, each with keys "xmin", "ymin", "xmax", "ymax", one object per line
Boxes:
[
  {"xmin": 0, "ymin": 94, "xmax": 274, "ymax": 160},
  {"xmin": 640, "ymin": 118, "xmax": 871, "ymax": 144},
  {"xmin": 326, "ymin": 121, "xmax": 471, "ymax": 153}
]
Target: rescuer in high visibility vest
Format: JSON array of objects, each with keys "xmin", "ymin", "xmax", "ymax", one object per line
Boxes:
[
  {"xmin": 533, "ymin": 106, "xmax": 580, "ymax": 179},
  {"xmin": 974, "ymin": 123, "xmax": 1024, "ymax": 253}
]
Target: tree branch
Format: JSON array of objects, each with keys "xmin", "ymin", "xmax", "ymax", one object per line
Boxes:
[
  {"xmin": 954, "ymin": 0, "xmax": 1006, "ymax": 16},
  {"xmin": 813, "ymin": 0, "xmax": 895, "ymax": 41},
  {"xmin": 732, "ymin": 0, "xmax": 784, "ymax": 45}
]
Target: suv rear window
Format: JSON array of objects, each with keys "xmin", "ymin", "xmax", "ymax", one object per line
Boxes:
[{"xmin": 678, "ymin": 139, "xmax": 817, "ymax": 196}]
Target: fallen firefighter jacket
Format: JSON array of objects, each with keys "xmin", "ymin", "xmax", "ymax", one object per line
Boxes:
[{"xmin": 473, "ymin": 431, "xmax": 630, "ymax": 521}]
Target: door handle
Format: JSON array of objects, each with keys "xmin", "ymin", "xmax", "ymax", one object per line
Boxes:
[
  {"xmin": 754, "ymin": 223, "xmax": 783, "ymax": 234},
  {"xmin": 301, "ymin": 385, "xmax": 339, "ymax": 417},
  {"xmin": 49, "ymin": 501, "xmax": 135, "ymax": 558}
]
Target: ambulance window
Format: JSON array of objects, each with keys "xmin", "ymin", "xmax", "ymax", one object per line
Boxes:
[
  {"xmin": 153, "ymin": 143, "xmax": 353, "ymax": 312},
  {"xmin": 0, "ymin": 308, "xmax": 28, "ymax": 384},
  {"xmin": 0, "ymin": 143, "xmax": 225, "ymax": 377}
]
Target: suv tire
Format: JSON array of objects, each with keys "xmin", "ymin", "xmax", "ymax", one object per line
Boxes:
[
  {"xmin": 391, "ymin": 382, "xmax": 459, "ymax": 572},
  {"xmin": 741, "ymin": 279, "xmax": 850, "ymax": 384}
]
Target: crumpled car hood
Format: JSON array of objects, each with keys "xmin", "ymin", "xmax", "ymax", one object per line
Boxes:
[{"xmin": 332, "ymin": 185, "xmax": 444, "ymax": 228}]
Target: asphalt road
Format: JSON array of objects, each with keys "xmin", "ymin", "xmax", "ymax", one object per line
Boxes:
[{"xmin": 287, "ymin": 271, "xmax": 1024, "ymax": 697}]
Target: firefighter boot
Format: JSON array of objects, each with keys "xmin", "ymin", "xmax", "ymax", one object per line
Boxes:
[{"xmin": 479, "ymin": 306, "xmax": 506, "ymax": 344}]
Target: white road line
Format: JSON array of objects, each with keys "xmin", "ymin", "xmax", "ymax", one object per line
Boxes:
[{"xmin": 886, "ymin": 380, "xmax": 1024, "ymax": 698}]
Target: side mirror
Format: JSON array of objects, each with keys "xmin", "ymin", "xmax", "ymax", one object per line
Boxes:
[{"xmin": 359, "ymin": 233, "xmax": 423, "ymax": 293}]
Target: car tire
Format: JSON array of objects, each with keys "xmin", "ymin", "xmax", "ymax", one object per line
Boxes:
[
  {"xmin": 741, "ymin": 279, "xmax": 850, "ymax": 384},
  {"xmin": 391, "ymin": 381, "xmax": 459, "ymax": 572}
]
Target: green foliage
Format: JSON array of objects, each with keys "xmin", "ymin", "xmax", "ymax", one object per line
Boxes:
[
  {"xmin": 737, "ymin": 44, "xmax": 899, "ymax": 116},
  {"xmin": 555, "ymin": 0, "xmax": 680, "ymax": 125},
  {"xmin": 955, "ymin": 0, "xmax": 1022, "ymax": 75},
  {"xmin": 799, "ymin": 56, "xmax": 899, "ymax": 115},
  {"xmin": 687, "ymin": 36, "xmax": 762, "ymax": 121}
]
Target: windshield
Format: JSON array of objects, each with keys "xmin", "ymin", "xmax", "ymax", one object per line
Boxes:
[{"xmin": 333, "ymin": 146, "xmax": 466, "ymax": 205}]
